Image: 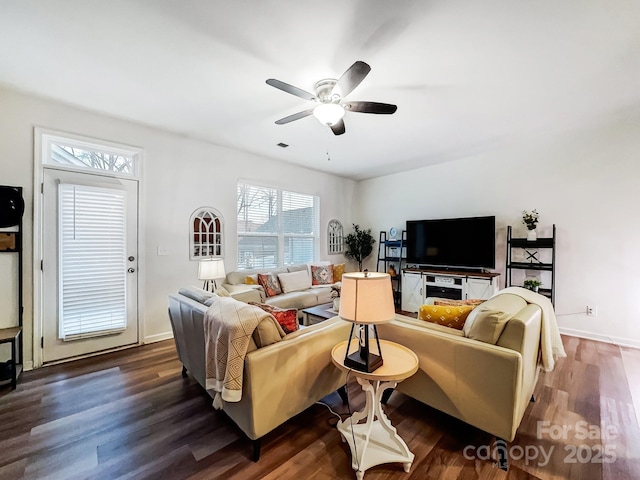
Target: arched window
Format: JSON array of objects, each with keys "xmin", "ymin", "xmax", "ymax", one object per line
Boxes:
[
  {"xmin": 190, "ymin": 207, "xmax": 224, "ymax": 260},
  {"xmin": 328, "ymin": 219, "xmax": 344, "ymax": 255}
]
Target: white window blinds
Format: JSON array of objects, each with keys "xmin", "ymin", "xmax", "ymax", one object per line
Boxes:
[
  {"xmin": 58, "ymin": 183, "xmax": 127, "ymax": 340},
  {"xmin": 237, "ymin": 183, "xmax": 318, "ymax": 269}
]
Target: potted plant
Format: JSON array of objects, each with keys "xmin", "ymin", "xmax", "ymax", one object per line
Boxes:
[
  {"xmin": 523, "ymin": 278, "xmax": 542, "ymax": 293},
  {"xmin": 330, "ymin": 284, "xmax": 341, "ymax": 311},
  {"xmin": 344, "ymin": 224, "xmax": 376, "ymax": 271},
  {"xmin": 522, "ymin": 209, "xmax": 539, "ymax": 241}
]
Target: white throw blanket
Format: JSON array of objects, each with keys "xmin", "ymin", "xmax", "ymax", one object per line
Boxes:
[
  {"xmin": 203, "ymin": 297, "xmax": 270, "ymax": 409},
  {"xmin": 494, "ymin": 287, "xmax": 566, "ymax": 372}
]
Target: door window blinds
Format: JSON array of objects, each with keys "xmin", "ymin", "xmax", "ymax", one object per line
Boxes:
[{"xmin": 58, "ymin": 183, "xmax": 127, "ymax": 340}]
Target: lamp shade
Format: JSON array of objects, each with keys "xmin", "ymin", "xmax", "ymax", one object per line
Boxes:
[
  {"xmin": 338, "ymin": 272, "xmax": 395, "ymax": 325},
  {"xmin": 198, "ymin": 258, "xmax": 226, "ymax": 280}
]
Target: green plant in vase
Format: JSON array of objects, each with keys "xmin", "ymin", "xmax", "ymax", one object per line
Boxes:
[
  {"xmin": 344, "ymin": 224, "xmax": 376, "ymax": 271},
  {"xmin": 523, "ymin": 279, "xmax": 542, "ymax": 292},
  {"xmin": 522, "ymin": 209, "xmax": 539, "ymax": 241}
]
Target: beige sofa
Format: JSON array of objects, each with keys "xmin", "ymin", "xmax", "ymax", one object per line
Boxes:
[
  {"xmin": 377, "ymin": 292, "xmax": 542, "ymax": 448},
  {"xmin": 222, "ymin": 264, "xmax": 338, "ymax": 314},
  {"xmin": 167, "ymin": 288, "xmax": 350, "ymax": 460}
]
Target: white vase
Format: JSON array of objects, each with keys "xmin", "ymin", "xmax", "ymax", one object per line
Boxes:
[
  {"xmin": 527, "ymin": 229, "xmax": 537, "ymax": 241},
  {"xmin": 333, "ymin": 298, "xmax": 340, "ymax": 312}
]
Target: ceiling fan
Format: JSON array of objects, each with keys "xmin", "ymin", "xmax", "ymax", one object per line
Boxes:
[{"xmin": 266, "ymin": 61, "xmax": 397, "ymax": 136}]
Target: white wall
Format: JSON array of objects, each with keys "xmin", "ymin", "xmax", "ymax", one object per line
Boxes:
[
  {"xmin": 0, "ymin": 86, "xmax": 356, "ymax": 367},
  {"xmin": 355, "ymin": 118, "xmax": 640, "ymax": 347}
]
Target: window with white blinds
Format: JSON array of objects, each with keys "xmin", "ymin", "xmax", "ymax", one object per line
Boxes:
[
  {"xmin": 58, "ymin": 183, "xmax": 127, "ymax": 340},
  {"xmin": 237, "ymin": 182, "xmax": 319, "ymax": 269}
]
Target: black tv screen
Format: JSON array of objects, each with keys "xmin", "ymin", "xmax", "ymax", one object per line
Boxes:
[{"xmin": 406, "ymin": 216, "xmax": 496, "ymax": 269}]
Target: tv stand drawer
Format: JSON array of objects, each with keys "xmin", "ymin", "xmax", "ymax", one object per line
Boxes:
[{"xmin": 426, "ymin": 285, "xmax": 463, "ymax": 300}]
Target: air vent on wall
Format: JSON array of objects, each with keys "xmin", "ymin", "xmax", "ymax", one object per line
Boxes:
[{"xmin": 277, "ymin": 142, "xmax": 289, "ymax": 148}]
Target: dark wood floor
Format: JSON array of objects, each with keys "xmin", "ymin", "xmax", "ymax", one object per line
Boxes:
[{"xmin": 1, "ymin": 335, "xmax": 639, "ymax": 479}]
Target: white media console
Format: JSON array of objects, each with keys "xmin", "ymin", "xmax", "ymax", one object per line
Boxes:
[{"xmin": 401, "ymin": 268, "xmax": 500, "ymax": 313}]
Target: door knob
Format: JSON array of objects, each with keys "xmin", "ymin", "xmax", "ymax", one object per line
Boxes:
[{"xmin": 128, "ymin": 268, "xmax": 135, "ymax": 273}]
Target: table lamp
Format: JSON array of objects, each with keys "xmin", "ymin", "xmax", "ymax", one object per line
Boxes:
[
  {"xmin": 338, "ymin": 271, "xmax": 396, "ymax": 372},
  {"xmin": 198, "ymin": 258, "xmax": 226, "ymax": 293}
]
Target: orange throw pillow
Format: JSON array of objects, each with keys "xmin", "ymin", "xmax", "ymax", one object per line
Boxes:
[{"xmin": 250, "ymin": 303, "xmax": 299, "ymax": 334}]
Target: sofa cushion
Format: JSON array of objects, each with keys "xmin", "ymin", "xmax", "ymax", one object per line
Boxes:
[
  {"xmin": 463, "ymin": 293, "xmax": 527, "ymax": 336},
  {"xmin": 333, "ymin": 263, "xmax": 345, "ymax": 282},
  {"xmin": 251, "ymin": 303, "xmax": 299, "ymax": 334},
  {"xmin": 278, "ymin": 270, "xmax": 311, "ymax": 293},
  {"xmin": 266, "ymin": 291, "xmax": 318, "ymax": 310},
  {"xmin": 465, "ymin": 309, "xmax": 513, "ymax": 344},
  {"xmin": 311, "ymin": 264, "xmax": 334, "ymax": 285},
  {"xmin": 434, "ymin": 298, "xmax": 485, "ymax": 306},
  {"xmin": 252, "ymin": 315, "xmax": 286, "ymax": 348},
  {"xmin": 287, "ymin": 264, "xmax": 309, "ymax": 273},
  {"xmin": 418, "ymin": 304, "xmax": 475, "ymax": 330},
  {"xmin": 258, "ymin": 273, "xmax": 283, "ymax": 297}
]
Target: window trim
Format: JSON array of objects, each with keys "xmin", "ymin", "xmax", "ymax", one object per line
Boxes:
[{"xmin": 41, "ymin": 131, "xmax": 140, "ymax": 179}]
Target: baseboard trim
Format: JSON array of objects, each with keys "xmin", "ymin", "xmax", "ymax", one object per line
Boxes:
[
  {"xmin": 560, "ymin": 327, "xmax": 640, "ymax": 349},
  {"xmin": 144, "ymin": 331, "xmax": 174, "ymax": 344}
]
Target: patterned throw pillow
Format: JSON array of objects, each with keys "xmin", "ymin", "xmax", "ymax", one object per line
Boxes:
[
  {"xmin": 257, "ymin": 273, "xmax": 282, "ymax": 297},
  {"xmin": 311, "ymin": 265, "xmax": 334, "ymax": 285},
  {"xmin": 418, "ymin": 304, "xmax": 475, "ymax": 330},
  {"xmin": 434, "ymin": 298, "xmax": 485, "ymax": 307},
  {"xmin": 250, "ymin": 303, "xmax": 299, "ymax": 334},
  {"xmin": 333, "ymin": 263, "xmax": 345, "ymax": 282}
]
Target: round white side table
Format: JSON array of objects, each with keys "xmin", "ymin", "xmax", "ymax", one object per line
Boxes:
[{"xmin": 331, "ymin": 339, "xmax": 419, "ymax": 480}]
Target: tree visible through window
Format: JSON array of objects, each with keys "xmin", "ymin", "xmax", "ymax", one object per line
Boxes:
[
  {"xmin": 237, "ymin": 182, "xmax": 319, "ymax": 269},
  {"xmin": 50, "ymin": 143, "xmax": 134, "ymax": 174}
]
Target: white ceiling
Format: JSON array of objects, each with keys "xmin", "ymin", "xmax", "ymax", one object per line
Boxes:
[{"xmin": 1, "ymin": 0, "xmax": 639, "ymax": 180}]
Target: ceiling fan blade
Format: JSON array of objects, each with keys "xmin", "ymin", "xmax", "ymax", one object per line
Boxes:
[
  {"xmin": 345, "ymin": 101, "xmax": 397, "ymax": 114},
  {"xmin": 275, "ymin": 109, "xmax": 314, "ymax": 125},
  {"xmin": 334, "ymin": 61, "xmax": 371, "ymax": 97},
  {"xmin": 266, "ymin": 79, "xmax": 316, "ymax": 101},
  {"xmin": 330, "ymin": 119, "xmax": 346, "ymax": 136}
]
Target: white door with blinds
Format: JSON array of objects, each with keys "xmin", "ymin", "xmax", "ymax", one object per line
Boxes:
[{"xmin": 42, "ymin": 169, "xmax": 139, "ymax": 362}]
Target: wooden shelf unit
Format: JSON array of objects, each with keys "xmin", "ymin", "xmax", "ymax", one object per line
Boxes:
[{"xmin": 0, "ymin": 186, "xmax": 24, "ymax": 390}]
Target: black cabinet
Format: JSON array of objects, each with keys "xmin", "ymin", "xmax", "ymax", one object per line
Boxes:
[{"xmin": 505, "ymin": 224, "xmax": 556, "ymax": 305}]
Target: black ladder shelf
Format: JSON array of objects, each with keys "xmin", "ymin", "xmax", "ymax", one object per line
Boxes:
[
  {"xmin": 505, "ymin": 224, "xmax": 556, "ymax": 305},
  {"xmin": 376, "ymin": 230, "xmax": 406, "ymax": 308}
]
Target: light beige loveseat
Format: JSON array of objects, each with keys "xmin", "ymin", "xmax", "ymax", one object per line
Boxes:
[
  {"xmin": 222, "ymin": 264, "xmax": 338, "ymax": 314},
  {"xmin": 377, "ymin": 292, "xmax": 542, "ymax": 450},
  {"xmin": 168, "ymin": 288, "xmax": 350, "ymax": 460}
]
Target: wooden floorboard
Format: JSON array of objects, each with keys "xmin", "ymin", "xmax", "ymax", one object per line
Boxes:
[{"xmin": 1, "ymin": 336, "xmax": 639, "ymax": 479}]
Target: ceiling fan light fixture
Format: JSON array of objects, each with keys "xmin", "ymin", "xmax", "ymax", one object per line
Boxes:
[{"xmin": 313, "ymin": 103, "xmax": 345, "ymax": 126}]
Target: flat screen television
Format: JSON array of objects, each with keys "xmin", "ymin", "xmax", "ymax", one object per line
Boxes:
[{"xmin": 406, "ymin": 216, "xmax": 496, "ymax": 270}]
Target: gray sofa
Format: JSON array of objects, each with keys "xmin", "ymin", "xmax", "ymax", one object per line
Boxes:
[{"xmin": 222, "ymin": 264, "xmax": 338, "ymax": 314}]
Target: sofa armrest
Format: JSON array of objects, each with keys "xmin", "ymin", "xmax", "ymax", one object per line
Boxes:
[{"xmin": 223, "ymin": 284, "xmax": 265, "ymax": 303}]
